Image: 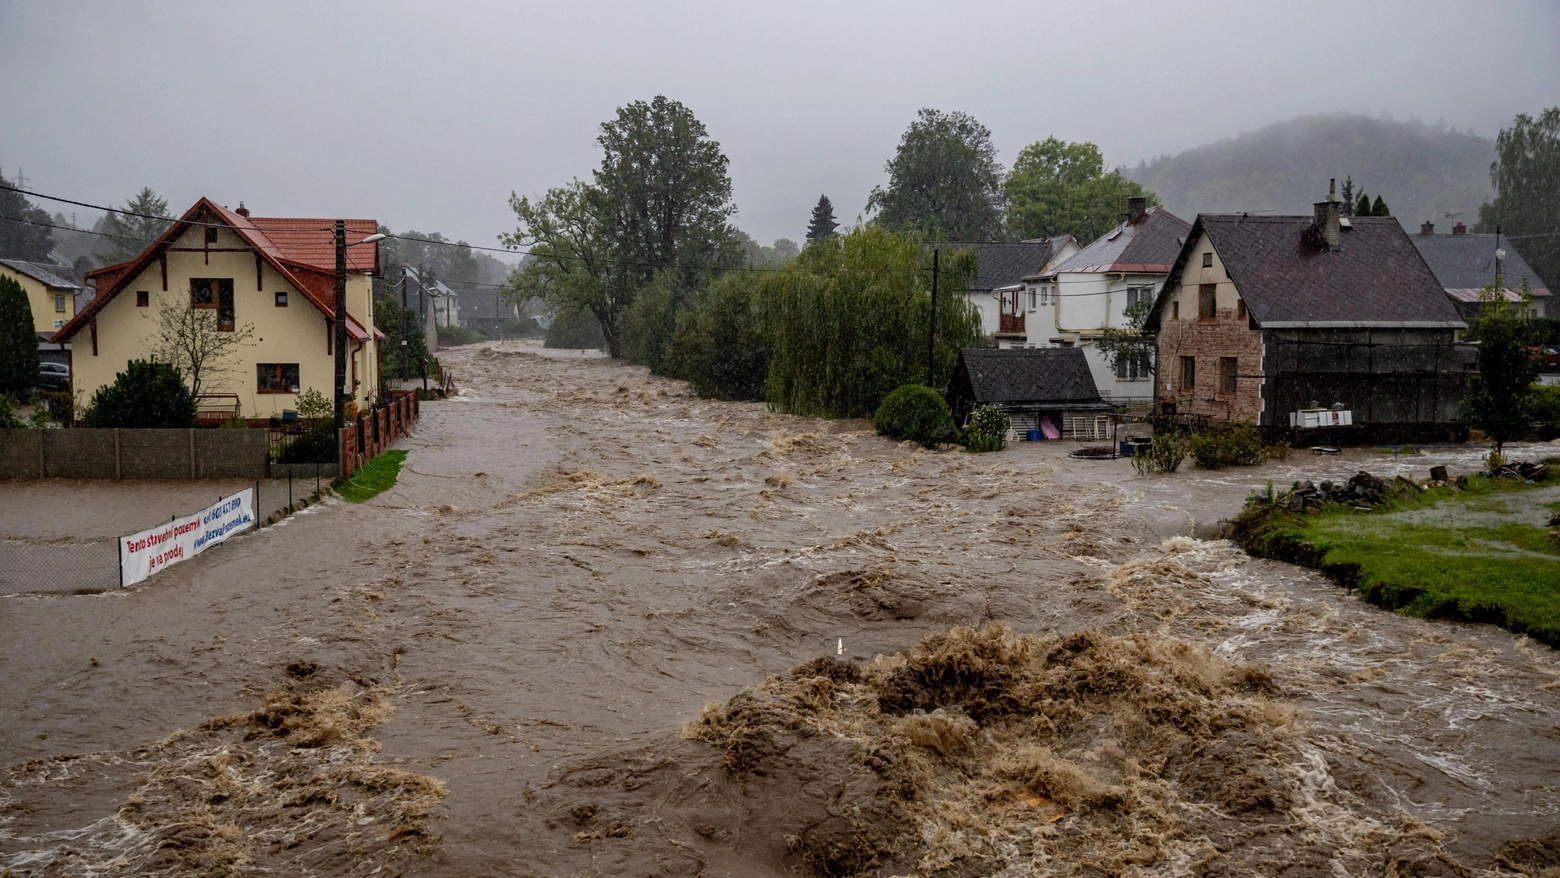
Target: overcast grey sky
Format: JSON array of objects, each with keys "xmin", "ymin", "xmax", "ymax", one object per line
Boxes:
[{"xmin": 3, "ymin": 0, "xmax": 1557, "ymax": 258}]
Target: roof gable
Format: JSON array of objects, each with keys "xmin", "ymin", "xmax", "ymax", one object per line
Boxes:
[
  {"xmin": 56, "ymin": 198, "xmax": 379, "ymax": 343},
  {"xmin": 1046, "ymin": 207, "xmax": 1191, "ymax": 276},
  {"xmin": 1149, "ymin": 214, "xmax": 1464, "ymax": 330},
  {"xmin": 956, "ymin": 347, "xmax": 1104, "ymax": 405}
]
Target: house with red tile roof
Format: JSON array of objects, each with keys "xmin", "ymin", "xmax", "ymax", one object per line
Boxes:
[
  {"xmin": 1143, "ymin": 182, "xmax": 1471, "ymax": 436},
  {"xmin": 52, "ymin": 198, "xmax": 383, "ymax": 420}
]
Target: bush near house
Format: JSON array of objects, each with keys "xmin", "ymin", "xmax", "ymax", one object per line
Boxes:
[
  {"xmin": 82, "ymin": 359, "xmax": 197, "ymax": 428},
  {"xmin": 1189, "ymin": 421, "xmax": 1266, "ymax": 469},
  {"xmin": 0, "ymin": 274, "xmax": 38, "ymax": 399},
  {"xmin": 964, "ymin": 404, "xmax": 1011, "ymax": 453},
  {"xmin": 873, "ymin": 384, "xmax": 955, "ymax": 449},
  {"xmin": 1132, "ymin": 432, "xmax": 1190, "ymax": 475}
]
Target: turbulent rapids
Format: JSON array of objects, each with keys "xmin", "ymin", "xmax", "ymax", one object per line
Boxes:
[{"xmin": 3, "ymin": 339, "xmax": 1559, "ymax": 877}]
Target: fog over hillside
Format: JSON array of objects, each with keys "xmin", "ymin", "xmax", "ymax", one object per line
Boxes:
[{"xmin": 1126, "ymin": 113, "xmax": 1495, "ymax": 229}]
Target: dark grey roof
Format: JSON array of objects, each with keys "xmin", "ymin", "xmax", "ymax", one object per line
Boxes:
[
  {"xmin": 955, "ymin": 346, "xmax": 1104, "ymax": 405},
  {"xmin": 933, "ymin": 239, "xmax": 1066, "ymax": 292},
  {"xmin": 1047, "ymin": 207, "xmax": 1191, "ymax": 275},
  {"xmin": 450, "ymin": 284, "xmax": 515, "ymax": 321},
  {"xmin": 0, "ymin": 259, "xmax": 85, "ymax": 290},
  {"xmin": 1148, "ymin": 215, "xmax": 1464, "ymax": 330},
  {"xmin": 1410, "ymin": 232, "xmax": 1550, "ymax": 296}
]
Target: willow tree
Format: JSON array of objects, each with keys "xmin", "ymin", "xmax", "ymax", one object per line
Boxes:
[{"xmin": 763, "ymin": 226, "xmax": 982, "ymax": 418}]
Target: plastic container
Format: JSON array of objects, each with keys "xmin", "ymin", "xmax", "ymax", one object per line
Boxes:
[{"xmin": 1026, "ymin": 429, "xmax": 1041, "ymax": 442}]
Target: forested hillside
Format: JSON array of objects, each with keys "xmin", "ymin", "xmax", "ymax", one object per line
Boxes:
[{"xmin": 1127, "ymin": 113, "xmax": 1494, "ymax": 228}]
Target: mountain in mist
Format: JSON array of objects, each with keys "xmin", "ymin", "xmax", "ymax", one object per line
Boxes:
[{"xmin": 1126, "ymin": 113, "xmax": 1494, "ymax": 229}]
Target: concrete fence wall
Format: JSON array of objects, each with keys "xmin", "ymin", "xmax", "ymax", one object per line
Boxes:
[{"xmin": 0, "ymin": 428, "xmax": 270, "ymax": 480}]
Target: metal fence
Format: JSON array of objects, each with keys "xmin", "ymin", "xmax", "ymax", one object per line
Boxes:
[{"xmin": 0, "ymin": 481, "xmax": 296, "ymax": 596}]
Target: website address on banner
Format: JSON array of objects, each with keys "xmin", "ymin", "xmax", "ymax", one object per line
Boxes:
[{"xmin": 193, "ymin": 514, "xmax": 253, "ymax": 552}]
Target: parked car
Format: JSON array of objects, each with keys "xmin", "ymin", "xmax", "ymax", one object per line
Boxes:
[{"xmin": 37, "ymin": 362, "xmax": 70, "ymax": 391}]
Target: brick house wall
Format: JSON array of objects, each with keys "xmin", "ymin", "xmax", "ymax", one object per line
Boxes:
[{"xmin": 1153, "ymin": 231, "xmax": 1265, "ymax": 423}]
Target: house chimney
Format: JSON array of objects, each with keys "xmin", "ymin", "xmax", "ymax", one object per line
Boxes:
[
  {"xmin": 1313, "ymin": 178, "xmax": 1341, "ymax": 249},
  {"xmin": 1420, "ymin": 221, "xmax": 1435, "ymax": 235},
  {"xmin": 1453, "ymin": 221, "xmax": 1467, "ymax": 235},
  {"xmin": 1127, "ymin": 195, "xmax": 1147, "ymax": 223},
  {"xmin": 235, "ymin": 202, "xmax": 250, "ymax": 218}
]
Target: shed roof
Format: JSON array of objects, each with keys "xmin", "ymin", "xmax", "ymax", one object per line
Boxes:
[
  {"xmin": 1046, "ymin": 207, "xmax": 1190, "ymax": 276},
  {"xmin": 1410, "ymin": 232, "xmax": 1550, "ymax": 298},
  {"xmin": 1146, "ymin": 214, "xmax": 1464, "ymax": 331},
  {"xmin": 955, "ymin": 346, "xmax": 1104, "ymax": 406},
  {"xmin": 0, "ymin": 259, "xmax": 85, "ymax": 291}
]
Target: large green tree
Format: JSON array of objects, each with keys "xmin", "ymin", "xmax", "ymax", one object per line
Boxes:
[
  {"xmin": 0, "ymin": 275, "xmax": 39, "ymax": 398},
  {"xmin": 504, "ymin": 96, "xmax": 740, "ymax": 357},
  {"xmin": 1464, "ymin": 278, "xmax": 1541, "ymax": 456},
  {"xmin": 867, "ymin": 109, "xmax": 1004, "ymax": 241},
  {"xmin": 445, "ymin": 242, "xmax": 480, "ymax": 286},
  {"xmin": 97, "ymin": 187, "xmax": 173, "ymax": 264},
  {"xmin": 1478, "ymin": 107, "xmax": 1560, "ymax": 290},
  {"xmin": 1003, "ymin": 138, "xmax": 1157, "ymax": 243},
  {"xmin": 0, "ymin": 170, "xmax": 53, "ymax": 260}
]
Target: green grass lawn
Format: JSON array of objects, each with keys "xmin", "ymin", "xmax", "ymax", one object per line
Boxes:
[
  {"xmin": 337, "ymin": 450, "xmax": 408, "ymax": 503},
  {"xmin": 1237, "ymin": 477, "xmax": 1560, "ymax": 645}
]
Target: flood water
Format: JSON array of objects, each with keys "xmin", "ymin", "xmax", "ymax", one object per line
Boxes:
[{"xmin": 2, "ymin": 339, "xmax": 1557, "ymax": 876}]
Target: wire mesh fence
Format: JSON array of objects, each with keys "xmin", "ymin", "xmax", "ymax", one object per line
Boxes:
[{"xmin": 0, "ymin": 481, "xmax": 304, "ymax": 596}]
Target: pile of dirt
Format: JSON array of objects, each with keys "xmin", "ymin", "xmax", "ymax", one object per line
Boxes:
[
  {"xmin": 0, "ymin": 683, "xmax": 446, "ymax": 877},
  {"xmin": 682, "ymin": 624, "xmax": 1461, "ymax": 877}
]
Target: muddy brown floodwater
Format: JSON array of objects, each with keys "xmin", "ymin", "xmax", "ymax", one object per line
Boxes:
[{"xmin": 3, "ymin": 339, "xmax": 1559, "ymax": 877}]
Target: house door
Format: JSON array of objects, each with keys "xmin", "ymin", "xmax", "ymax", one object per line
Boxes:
[{"xmin": 999, "ymin": 288, "xmax": 1025, "ymax": 333}]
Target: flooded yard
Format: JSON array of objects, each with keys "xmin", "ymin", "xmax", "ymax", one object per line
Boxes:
[{"xmin": 2, "ymin": 339, "xmax": 1558, "ymax": 876}]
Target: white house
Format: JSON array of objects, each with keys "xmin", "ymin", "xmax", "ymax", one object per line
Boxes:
[
  {"xmin": 943, "ymin": 237, "xmax": 1079, "ymax": 343},
  {"xmin": 1029, "ymin": 198, "xmax": 1190, "ymax": 403}
]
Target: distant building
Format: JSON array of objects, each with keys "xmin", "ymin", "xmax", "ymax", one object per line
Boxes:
[
  {"xmin": 1410, "ymin": 221, "xmax": 1551, "ymax": 320},
  {"xmin": 448, "ymin": 283, "xmax": 522, "ymax": 334},
  {"xmin": 1145, "ymin": 183, "xmax": 1469, "ymax": 437},
  {"xmin": 936, "ymin": 237, "xmax": 1079, "ymax": 344},
  {"xmin": 1032, "ymin": 199, "xmax": 1191, "ymax": 404},
  {"xmin": 0, "ymin": 258, "xmax": 88, "ymax": 338}
]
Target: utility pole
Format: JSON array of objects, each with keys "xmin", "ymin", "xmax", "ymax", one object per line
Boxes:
[
  {"xmin": 926, "ymin": 248, "xmax": 939, "ymax": 386},
  {"xmin": 334, "ymin": 220, "xmax": 348, "ymax": 432},
  {"xmin": 401, "ymin": 271, "xmax": 410, "ymax": 381}
]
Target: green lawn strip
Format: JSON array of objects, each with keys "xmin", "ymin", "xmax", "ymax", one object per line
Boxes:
[
  {"xmin": 1233, "ymin": 478, "xmax": 1560, "ymax": 645},
  {"xmin": 337, "ymin": 450, "xmax": 408, "ymax": 503}
]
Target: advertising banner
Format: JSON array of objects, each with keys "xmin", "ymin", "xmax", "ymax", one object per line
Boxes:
[{"xmin": 119, "ymin": 488, "xmax": 255, "ymax": 587}]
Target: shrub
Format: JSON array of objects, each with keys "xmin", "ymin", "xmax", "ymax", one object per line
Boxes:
[
  {"xmin": 82, "ymin": 360, "xmax": 197, "ymax": 428},
  {"xmin": 963, "ymin": 404, "xmax": 1010, "ymax": 453},
  {"xmin": 544, "ymin": 306, "xmax": 607, "ymax": 350},
  {"xmin": 1264, "ymin": 442, "xmax": 1292, "ymax": 462},
  {"xmin": 0, "ymin": 393, "xmax": 21, "ymax": 428},
  {"xmin": 0, "ymin": 275, "xmax": 38, "ymax": 398},
  {"xmin": 294, "ymin": 387, "xmax": 332, "ymax": 419},
  {"xmin": 1189, "ymin": 421, "xmax": 1266, "ymax": 469},
  {"xmin": 873, "ymin": 384, "xmax": 955, "ymax": 448},
  {"xmin": 438, "ymin": 323, "xmax": 484, "ymax": 347},
  {"xmin": 664, "ymin": 274, "xmax": 772, "ymax": 401},
  {"xmin": 1131, "ymin": 431, "xmax": 1190, "ymax": 475}
]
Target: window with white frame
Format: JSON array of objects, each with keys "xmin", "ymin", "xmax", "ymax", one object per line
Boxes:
[{"xmin": 1125, "ymin": 285, "xmax": 1153, "ymax": 310}]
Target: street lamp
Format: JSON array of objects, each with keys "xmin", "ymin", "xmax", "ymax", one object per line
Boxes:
[{"xmin": 335, "ymin": 223, "xmax": 387, "ymax": 433}]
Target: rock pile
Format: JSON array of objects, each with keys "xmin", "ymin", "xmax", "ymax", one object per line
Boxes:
[{"xmin": 1279, "ymin": 470, "xmax": 1393, "ymax": 512}]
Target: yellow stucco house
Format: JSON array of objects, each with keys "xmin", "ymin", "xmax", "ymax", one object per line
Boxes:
[
  {"xmin": 0, "ymin": 258, "xmax": 87, "ymax": 337},
  {"xmin": 53, "ymin": 198, "xmax": 382, "ymax": 420}
]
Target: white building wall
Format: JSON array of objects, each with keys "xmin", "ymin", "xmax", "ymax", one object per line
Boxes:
[{"xmin": 1021, "ymin": 270, "xmax": 1164, "ymax": 403}]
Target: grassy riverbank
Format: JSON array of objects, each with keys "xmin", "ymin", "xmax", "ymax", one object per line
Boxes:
[
  {"xmin": 337, "ymin": 450, "xmax": 408, "ymax": 503},
  {"xmin": 1233, "ymin": 473, "xmax": 1560, "ymax": 645}
]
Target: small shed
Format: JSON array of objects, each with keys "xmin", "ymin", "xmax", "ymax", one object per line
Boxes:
[{"xmin": 947, "ymin": 347, "xmax": 1114, "ymax": 440}]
